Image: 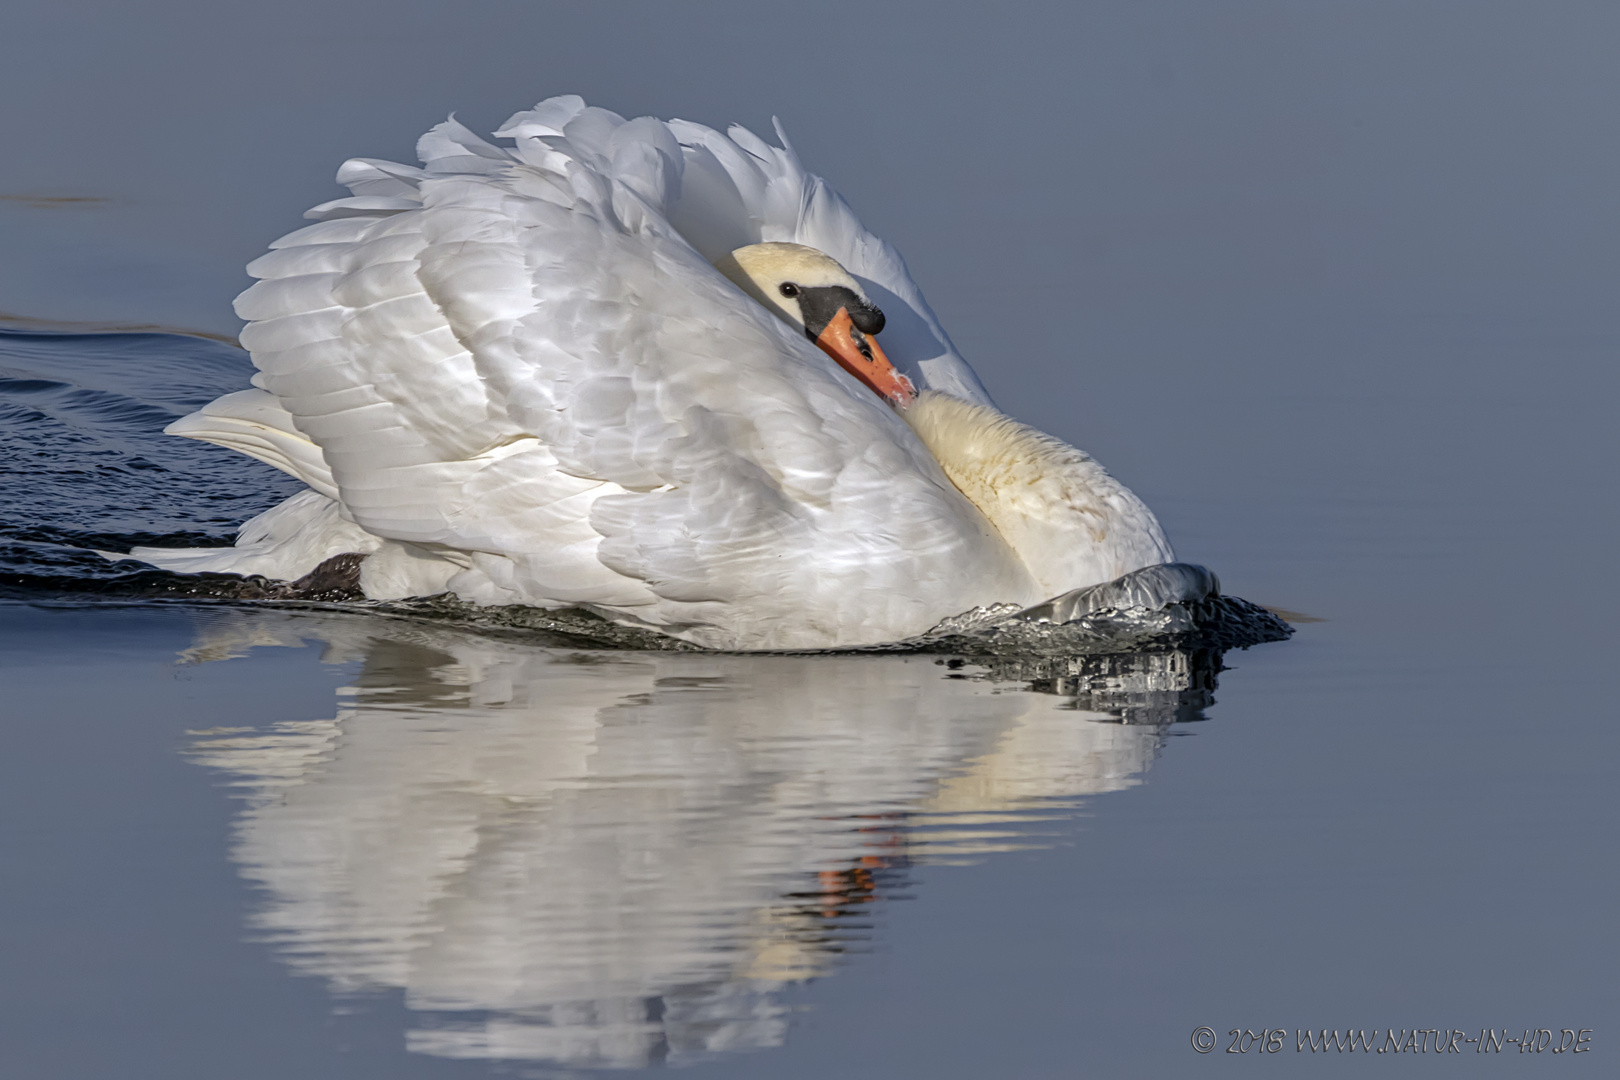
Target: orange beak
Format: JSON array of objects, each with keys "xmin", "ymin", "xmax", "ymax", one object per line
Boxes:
[{"xmin": 814, "ymin": 308, "xmax": 916, "ymax": 407}]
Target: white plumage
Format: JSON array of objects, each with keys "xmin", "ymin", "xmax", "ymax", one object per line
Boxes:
[{"xmin": 129, "ymin": 96, "xmax": 1173, "ymax": 649}]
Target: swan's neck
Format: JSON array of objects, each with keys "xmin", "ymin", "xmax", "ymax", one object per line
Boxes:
[{"xmin": 902, "ymin": 392, "xmax": 1173, "ymax": 598}]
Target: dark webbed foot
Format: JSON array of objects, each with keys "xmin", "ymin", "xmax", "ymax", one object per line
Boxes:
[{"xmin": 262, "ymin": 552, "xmax": 368, "ymax": 601}]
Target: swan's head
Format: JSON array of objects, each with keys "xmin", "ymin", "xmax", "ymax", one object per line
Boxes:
[{"xmin": 716, "ymin": 242, "xmax": 916, "ymax": 406}]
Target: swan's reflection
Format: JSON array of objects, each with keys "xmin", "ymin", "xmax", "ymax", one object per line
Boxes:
[{"xmin": 184, "ymin": 612, "xmax": 1222, "ymax": 1069}]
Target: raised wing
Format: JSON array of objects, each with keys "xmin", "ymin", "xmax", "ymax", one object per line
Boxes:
[{"xmin": 213, "ymin": 101, "xmax": 1032, "ymax": 647}]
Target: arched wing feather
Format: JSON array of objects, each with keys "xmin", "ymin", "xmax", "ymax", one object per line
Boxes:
[{"xmin": 225, "ymin": 103, "xmax": 1028, "ymax": 647}]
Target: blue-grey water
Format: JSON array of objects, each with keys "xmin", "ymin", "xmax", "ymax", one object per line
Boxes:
[{"xmin": 4, "ymin": 2, "xmax": 1619, "ymax": 1077}]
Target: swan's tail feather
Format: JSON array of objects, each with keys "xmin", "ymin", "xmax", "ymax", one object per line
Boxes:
[
  {"xmin": 117, "ymin": 490, "xmax": 377, "ymax": 582},
  {"xmin": 116, "ymin": 489, "xmax": 480, "ymax": 602}
]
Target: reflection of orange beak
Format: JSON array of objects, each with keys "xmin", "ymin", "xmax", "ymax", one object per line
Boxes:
[{"xmin": 814, "ymin": 308, "xmax": 916, "ymax": 407}]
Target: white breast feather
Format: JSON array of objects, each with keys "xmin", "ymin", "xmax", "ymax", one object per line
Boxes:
[{"xmin": 902, "ymin": 392, "xmax": 1174, "ymax": 598}]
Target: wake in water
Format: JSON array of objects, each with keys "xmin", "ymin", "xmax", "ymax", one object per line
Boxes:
[{"xmin": 0, "ymin": 329, "xmax": 1290, "ymax": 656}]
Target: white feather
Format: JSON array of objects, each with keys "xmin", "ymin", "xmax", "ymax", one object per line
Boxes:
[
  {"xmin": 902, "ymin": 392, "xmax": 1174, "ymax": 597},
  {"xmin": 163, "ymin": 388, "xmax": 338, "ymax": 500},
  {"xmin": 124, "ymin": 489, "xmax": 377, "ymax": 580}
]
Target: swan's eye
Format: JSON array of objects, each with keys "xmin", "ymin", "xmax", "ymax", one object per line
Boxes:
[{"xmin": 779, "ymin": 282, "xmax": 800, "ymax": 298}]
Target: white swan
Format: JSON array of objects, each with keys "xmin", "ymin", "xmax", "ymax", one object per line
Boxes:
[{"xmin": 127, "ymin": 96, "xmax": 1174, "ymax": 649}]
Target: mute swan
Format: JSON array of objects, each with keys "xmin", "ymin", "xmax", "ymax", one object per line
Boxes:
[{"xmin": 125, "ymin": 96, "xmax": 1175, "ymax": 649}]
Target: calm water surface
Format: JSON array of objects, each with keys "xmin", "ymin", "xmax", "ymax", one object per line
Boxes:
[{"xmin": 5, "ymin": 4, "xmax": 1620, "ymax": 1075}]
